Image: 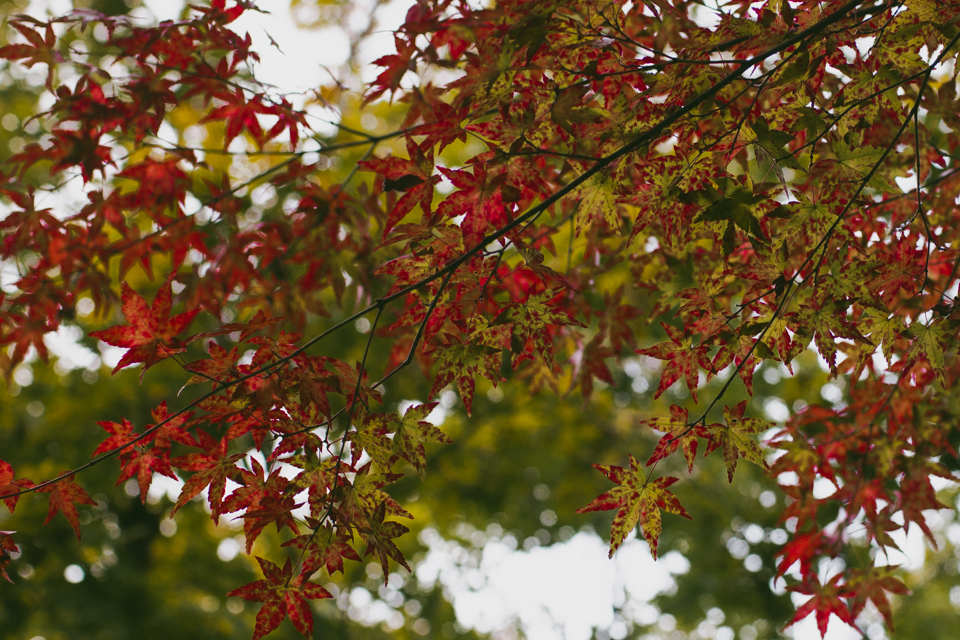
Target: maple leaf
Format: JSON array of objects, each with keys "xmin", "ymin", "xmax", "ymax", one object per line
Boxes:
[
  {"xmin": 0, "ymin": 459, "xmax": 35, "ymax": 513},
  {"xmin": 0, "ymin": 531, "xmax": 18, "ymax": 582},
  {"xmin": 845, "ymin": 566, "xmax": 909, "ymax": 630},
  {"xmin": 90, "ymin": 281, "xmax": 199, "ymax": 379},
  {"xmin": 783, "ymin": 574, "xmax": 857, "ymax": 638},
  {"xmin": 347, "ymin": 413, "xmax": 397, "ymax": 471},
  {"xmin": 391, "ymin": 402, "xmax": 452, "ymax": 478},
  {"xmin": 147, "ymin": 401, "xmax": 197, "ymax": 450},
  {"xmin": 92, "ymin": 418, "xmax": 140, "ymax": 456},
  {"xmin": 115, "ymin": 448, "xmax": 178, "ymax": 503},
  {"xmin": 241, "ymin": 494, "xmax": 302, "ymax": 553},
  {"xmin": 703, "ymin": 401, "xmax": 773, "ymax": 482},
  {"xmin": 281, "ymin": 527, "xmax": 362, "ymax": 575},
  {"xmin": 203, "ymin": 89, "xmax": 276, "ymax": 149},
  {"xmin": 429, "ymin": 331, "xmax": 505, "ymax": 416},
  {"xmin": 641, "ymin": 405, "xmax": 709, "ymax": 473},
  {"xmin": 505, "ymin": 288, "xmax": 585, "ymax": 361},
  {"xmin": 285, "ymin": 451, "xmax": 338, "ymax": 515},
  {"xmin": 227, "ymin": 557, "xmax": 332, "ymax": 640},
  {"xmin": 336, "ymin": 462, "xmax": 411, "ymax": 528},
  {"xmin": 636, "ymin": 322, "xmax": 714, "ymax": 402},
  {"xmin": 361, "ymin": 501, "xmax": 412, "ymax": 579},
  {"xmin": 38, "ymin": 474, "xmax": 97, "ymax": 540},
  {"xmin": 436, "ymin": 164, "xmax": 509, "ymax": 248},
  {"xmin": 904, "ymin": 319, "xmax": 952, "ymax": 385},
  {"xmin": 577, "ymin": 454, "xmax": 691, "ymax": 559},
  {"xmin": 170, "ymin": 430, "xmax": 244, "ymax": 521},
  {"xmin": 0, "ymin": 20, "xmax": 60, "ymax": 89},
  {"xmin": 570, "ymin": 168, "xmax": 621, "ymax": 237},
  {"xmin": 775, "ymin": 529, "xmax": 823, "ymax": 578},
  {"xmin": 220, "ymin": 458, "xmax": 288, "ymax": 515},
  {"xmin": 184, "ymin": 342, "xmax": 241, "ymax": 389}
]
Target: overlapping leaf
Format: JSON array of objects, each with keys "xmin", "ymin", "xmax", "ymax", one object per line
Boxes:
[{"xmin": 577, "ymin": 453, "xmax": 691, "ymax": 559}]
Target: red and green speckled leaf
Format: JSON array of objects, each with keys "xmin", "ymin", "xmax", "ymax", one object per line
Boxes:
[
  {"xmin": 570, "ymin": 168, "xmax": 621, "ymax": 237},
  {"xmin": 429, "ymin": 327, "xmax": 506, "ymax": 416},
  {"xmin": 170, "ymin": 430, "xmax": 244, "ymax": 521},
  {"xmin": 845, "ymin": 566, "xmax": 909, "ymax": 630},
  {"xmin": 361, "ymin": 501, "xmax": 412, "ymax": 579},
  {"xmin": 506, "ymin": 289, "xmax": 586, "ymax": 361},
  {"xmin": 281, "ymin": 527, "xmax": 362, "ymax": 575},
  {"xmin": 703, "ymin": 400, "xmax": 772, "ymax": 482},
  {"xmin": 393, "ymin": 402, "xmax": 452, "ymax": 478},
  {"xmin": 576, "ymin": 453, "xmax": 691, "ymax": 559},
  {"xmin": 636, "ymin": 322, "xmax": 714, "ymax": 402},
  {"xmin": 227, "ymin": 557, "xmax": 332, "ymax": 640},
  {"xmin": 640, "ymin": 404, "xmax": 708, "ymax": 473}
]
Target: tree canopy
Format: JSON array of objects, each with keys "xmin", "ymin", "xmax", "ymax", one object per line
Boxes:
[{"xmin": 2, "ymin": 0, "xmax": 960, "ymax": 638}]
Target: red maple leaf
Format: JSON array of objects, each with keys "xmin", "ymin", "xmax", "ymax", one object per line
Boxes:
[
  {"xmin": 38, "ymin": 474, "xmax": 97, "ymax": 540},
  {"xmin": 0, "ymin": 531, "xmax": 18, "ymax": 582},
  {"xmin": 227, "ymin": 557, "xmax": 332, "ymax": 640},
  {"xmin": 90, "ymin": 280, "xmax": 199, "ymax": 379},
  {"xmin": 783, "ymin": 574, "xmax": 857, "ymax": 638},
  {"xmin": 240, "ymin": 494, "xmax": 302, "ymax": 553},
  {"xmin": 0, "ymin": 458, "xmax": 35, "ymax": 513},
  {"xmin": 147, "ymin": 401, "xmax": 197, "ymax": 450},
  {"xmin": 437, "ymin": 163, "xmax": 510, "ymax": 248},
  {"xmin": 115, "ymin": 448, "xmax": 178, "ymax": 503},
  {"xmin": 775, "ymin": 529, "xmax": 823, "ymax": 578},
  {"xmin": 91, "ymin": 418, "xmax": 140, "ymax": 456},
  {"xmin": 170, "ymin": 430, "xmax": 244, "ymax": 521}
]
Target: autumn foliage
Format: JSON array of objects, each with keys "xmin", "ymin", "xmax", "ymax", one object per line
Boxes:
[{"xmin": 2, "ymin": 0, "xmax": 960, "ymax": 637}]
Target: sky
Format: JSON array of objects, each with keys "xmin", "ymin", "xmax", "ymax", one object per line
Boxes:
[{"xmin": 14, "ymin": 0, "xmax": 947, "ymax": 638}]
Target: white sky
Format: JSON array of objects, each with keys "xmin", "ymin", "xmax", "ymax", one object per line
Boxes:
[{"xmin": 13, "ymin": 1, "xmax": 949, "ymax": 638}]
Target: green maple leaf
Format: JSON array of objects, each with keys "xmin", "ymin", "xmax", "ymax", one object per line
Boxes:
[
  {"xmin": 906, "ymin": 319, "xmax": 952, "ymax": 385},
  {"xmin": 694, "ymin": 183, "xmax": 767, "ymax": 240},
  {"xmin": 832, "ymin": 139, "xmax": 897, "ymax": 192},
  {"xmin": 361, "ymin": 501, "xmax": 412, "ymax": 579},
  {"xmin": 861, "ymin": 308, "xmax": 906, "ymax": 362},
  {"xmin": 577, "ymin": 453, "xmax": 691, "ymax": 559},
  {"xmin": 570, "ymin": 169, "xmax": 621, "ymax": 237},
  {"xmin": 393, "ymin": 402, "xmax": 452, "ymax": 478},
  {"xmin": 704, "ymin": 401, "xmax": 772, "ymax": 482},
  {"xmin": 347, "ymin": 413, "xmax": 397, "ymax": 471}
]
